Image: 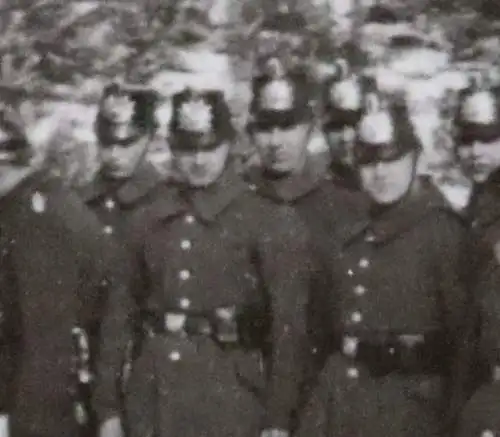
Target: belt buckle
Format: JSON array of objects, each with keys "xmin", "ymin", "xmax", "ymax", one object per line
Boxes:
[
  {"xmin": 398, "ymin": 334, "xmax": 424, "ymax": 349},
  {"xmin": 214, "ymin": 306, "xmax": 238, "ymax": 343},
  {"xmin": 164, "ymin": 312, "xmax": 187, "ymax": 333},
  {"xmin": 342, "ymin": 335, "xmax": 359, "ymax": 358}
]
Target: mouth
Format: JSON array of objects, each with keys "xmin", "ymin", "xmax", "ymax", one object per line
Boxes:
[
  {"xmin": 371, "ymin": 181, "xmax": 389, "ymax": 192},
  {"xmin": 103, "ymin": 161, "xmax": 125, "ymax": 172},
  {"xmin": 266, "ymin": 148, "xmax": 287, "ymax": 162},
  {"xmin": 188, "ymin": 165, "xmax": 208, "ymax": 178}
]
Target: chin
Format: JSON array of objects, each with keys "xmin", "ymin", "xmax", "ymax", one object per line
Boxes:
[
  {"xmin": 473, "ymin": 172, "xmax": 491, "ymax": 184},
  {"xmin": 186, "ymin": 176, "xmax": 218, "ymax": 187},
  {"xmin": 104, "ymin": 168, "xmax": 133, "ymax": 179},
  {"xmin": 269, "ymin": 162, "xmax": 294, "ymax": 174},
  {"xmin": 369, "ymin": 191, "xmax": 404, "ymax": 205}
]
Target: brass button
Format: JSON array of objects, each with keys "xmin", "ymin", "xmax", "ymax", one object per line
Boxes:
[
  {"xmin": 353, "ymin": 285, "xmax": 366, "ymax": 296},
  {"xmin": 359, "ymin": 258, "xmax": 370, "ymax": 268},
  {"xmin": 179, "ymin": 270, "xmax": 191, "ymax": 281},
  {"xmin": 185, "ymin": 215, "xmax": 195, "ymax": 224},
  {"xmin": 179, "ymin": 297, "xmax": 191, "ymax": 309},
  {"xmin": 347, "ymin": 269, "xmax": 354, "ymax": 277},
  {"xmin": 350, "ymin": 311, "xmax": 362, "ymax": 323},
  {"xmin": 103, "ymin": 225, "xmax": 113, "ymax": 235},
  {"xmin": 169, "ymin": 350, "xmax": 181, "ymax": 361},
  {"xmin": 346, "ymin": 367, "xmax": 359, "ymax": 379},
  {"xmin": 180, "ymin": 240, "xmax": 192, "ymax": 250},
  {"xmin": 365, "ymin": 232, "xmax": 376, "ymax": 243},
  {"xmin": 104, "ymin": 198, "xmax": 116, "ymax": 210}
]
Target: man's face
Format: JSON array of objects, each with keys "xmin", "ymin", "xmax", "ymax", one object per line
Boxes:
[
  {"xmin": 100, "ymin": 139, "xmax": 148, "ymax": 179},
  {"xmin": 101, "ymin": 93, "xmax": 135, "ymax": 124},
  {"xmin": 359, "ymin": 151, "xmax": 416, "ymax": 204},
  {"xmin": 252, "ymin": 123, "xmax": 310, "ymax": 175},
  {"xmin": 172, "ymin": 143, "xmax": 229, "ymax": 187},
  {"xmin": 457, "ymin": 138, "xmax": 500, "ymax": 183},
  {"xmin": 325, "ymin": 127, "xmax": 355, "ymax": 165}
]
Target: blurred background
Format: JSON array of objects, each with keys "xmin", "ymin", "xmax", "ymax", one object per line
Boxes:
[{"xmin": 1, "ymin": 0, "xmax": 498, "ymax": 192}]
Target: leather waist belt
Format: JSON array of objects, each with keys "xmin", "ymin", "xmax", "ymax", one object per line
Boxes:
[
  {"xmin": 142, "ymin": 307, "xmax": 240, "ymax": 345},
  {"xmin": 337, "ymin": 330, "xmax": 447, "ymax": 378}
]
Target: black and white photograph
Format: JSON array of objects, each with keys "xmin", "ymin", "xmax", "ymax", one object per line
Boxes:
[{"xmin": 0, "ymin": 1, "xmax": 500, "ymax": 437}]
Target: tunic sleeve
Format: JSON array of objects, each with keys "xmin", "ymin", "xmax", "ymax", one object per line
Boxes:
[
  {"xmin": 55, "ymin": 188, "xmax": 133, "ymax": 423},
  {"xmin": 0, "ymin": 244, "xmax": 22, "ymax": 414},
  {"xmin": 431, "ymin": 210, "xmax": 474, "ymax": 431}
]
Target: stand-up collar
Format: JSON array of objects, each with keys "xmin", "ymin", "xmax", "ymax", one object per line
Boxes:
[
  {"xmin": 246, "ymin": 153, "xmax": 328, "ymax": 204},
  {"xmin": 328, "ymin": 160, "xmax": 361, "ymax": 192},
  {"xmin": 339, "ymin": 181, "xmax": 448, "ymax": 246},
  {"xmin": 179, "ymin": 165, "xmax": 249, "ymax": 222},
  {"xmin": 80, "ymin": 160, "xmax": 163, "ymax": 206}
]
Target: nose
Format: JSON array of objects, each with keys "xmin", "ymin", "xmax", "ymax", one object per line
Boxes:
[
  {"xmin": 372, "ymin": 161, "xmax": 386, "ymax": 179},
  {"xmin": 109, "ymin": 145, "xmax": 121, "ymax": 158},
  {"xmin": 471, "ymin": 141, "xmax": 483, "ymax": 155},
  {"xmin": 269, "ymin": 128, "xmax": 281, "ymax": 148},
  {"xmin": 193, "ymin": 151, "xmax": 204, "ymax": 166},
  {"xmin": 104, "ymin": 145, "xmax": 122, "ymax": 162},
  {"xmin": 375, "ymin": 161, "xmax": 385, "ymax": 172}
]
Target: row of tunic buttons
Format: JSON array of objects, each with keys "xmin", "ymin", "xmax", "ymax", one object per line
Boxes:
[
  {"xmin": 178, "ymin": 215, "xmax": 196, "ymax": 283},
  {"xmin": 344, "ymin": 336, "xmax": 360, "ymax": 379},
  {"xmin": 166, "ymin": 297, "xmax": 192, "ymax": 362},
  {"xmin": 347, "ymin": 256, "xmax": 370, "ymax": 328},
  {"xmin": 345, "ymin": 234, "xmax": 373, "ymax": 380},
  {"xmin": 169, "ymin": 214, "xmax": 197, "ymax": 362},
  {"xmin": 102, "ymin": 198, "xmax": 116, "ymax": 235}
]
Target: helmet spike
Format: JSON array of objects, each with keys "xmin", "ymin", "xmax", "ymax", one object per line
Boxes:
[{"xmin": 335, "ymin": 58, "xmax": 349, "ymax": 81}]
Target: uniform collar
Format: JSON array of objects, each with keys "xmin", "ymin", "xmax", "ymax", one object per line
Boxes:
[
  {"xmin": 81, "ymin": 160, "xmax": 163, "ymax": 205},
  {"xmin": 179, "ymin": 164, "xmax": 249, "ymax": 222},
  {"xmin": 328, "ymin": 161, "xmax": 361, "ymax": 192},
  {"xmin": 340, "ymin": 181, "xmax": 447, "ymax": 246},
  {"xmin": 246, "ymin": 153, "xmax": 328, "ymax": 203},
  {"xmin": 469, "ymin": 172, "xmax": 500, "ymax": 231}
]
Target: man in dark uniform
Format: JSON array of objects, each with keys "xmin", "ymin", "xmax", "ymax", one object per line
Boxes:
[
  {"xmin": 452, "ymin": 73, "xmax": 500, "ymax": 437},
  {"xmin": 120, "ymin": 87, "xmax": 312, "ymax": 437},
  {"xmin": 242, "ymin": 36, "xmax": 364, "ymax": 407},
  {"xmin": 79, "ymin": 82, "xmax": 169, "ymax": 437},
  {"xmin": 242, "ymin": 6, "xmax": 326, "ymax": 171},
  {"xmin": 296, "ymin": 92, "xmax": 471, "ymax": 437},
  {"xmin": 320, "ymin": 58, "xmax": 364, "ymax": 191},
  {"xmin": 0, "ymin": 106, "xmax": 130, "ymax": 437}
]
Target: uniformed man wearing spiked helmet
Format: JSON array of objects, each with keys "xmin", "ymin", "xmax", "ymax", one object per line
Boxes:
[
  {"xmin": 320, "ymin": 63, "xmax": 379, "ymax": 190},
  {"xmin": 252, "ymin": 4, "xmax": 315, "ymax": 79},
  {"xmin": 121, "ymin": 85, "xmax": 313, "ymax": 437},
  {"xmin": 297, "ymin": 91, "xmax": 470, "ymax": 437},
  {"xmin": 0, "ymin": 105, "xmax": 128, "ymax": 437},
  {"xmin": 454, "ymin": 71, "xmax": 500, "ymax": 437},
  {"xmin": 79, "ymin": 81, "xmax": 171, "ymax": 437}
]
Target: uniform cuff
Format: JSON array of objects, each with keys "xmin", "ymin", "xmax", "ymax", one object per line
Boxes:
[
  {"xmin": 0, "ymin": 414, "xmax": 9, "ymax": 437},
  {"xmin": 260, "ymin": 428, "xmax": 289, "ymax": 437}
]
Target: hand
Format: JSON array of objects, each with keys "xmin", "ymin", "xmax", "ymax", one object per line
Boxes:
[
  {"xmin": 99, "ymin": 416, "xmax": 123, "ymax": 437},
  {"xmin": 0, "ymin": 415, "xmax": 8, "ymax": 437},
  {"xmin": 260, "ymin": 428, "xmax": 289, "ymax": 437}
]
